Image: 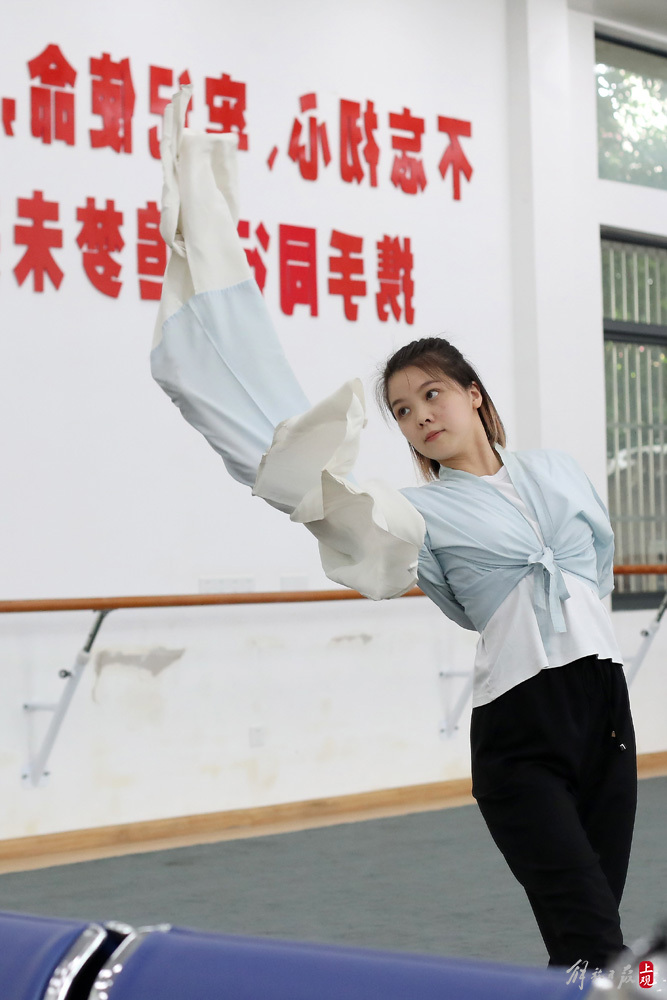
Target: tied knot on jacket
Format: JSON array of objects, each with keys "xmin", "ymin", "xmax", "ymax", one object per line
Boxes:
[{"xmin": 527, "ymin": 545, "xmax": 571, "ymax": 633}]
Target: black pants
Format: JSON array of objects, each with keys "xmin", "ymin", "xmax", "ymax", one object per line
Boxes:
[{"xmin": 470, "ymin": 656, "xmax": 637, "ymax": 970}]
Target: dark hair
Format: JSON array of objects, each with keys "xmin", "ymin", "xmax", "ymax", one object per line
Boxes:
[{"xmin": 376, "ymin": 337, "xmax": 506, "ymax": 481}]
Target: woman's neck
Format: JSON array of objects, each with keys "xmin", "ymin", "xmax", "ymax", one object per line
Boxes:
[{"xmin": 440, "ymin": 443, "xmax": 503, "ymax": 478}]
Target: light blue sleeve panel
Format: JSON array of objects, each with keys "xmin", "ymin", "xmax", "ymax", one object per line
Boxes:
[
  {"xmin": 415, "ymin": 529, "xmax": 477, "ymax": 632},
  {"xmin": 150, "ymin": 279, "xmax": 311, "ymax": 488},
  {"xmin": 581, "ymin": 471, "xmax": 615, "ymax": 598},
  {"xmin": 555, "ymin": 451, "xmax": 615, "ymax": 599}
]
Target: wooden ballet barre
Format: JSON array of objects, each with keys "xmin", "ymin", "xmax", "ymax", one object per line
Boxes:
[
  {"xmin": 1, "ymin": 587, "xmax": 424, "ymax": 615},
  {"xmin": 613, "ymin": 565, "xmax": 667, "ymax": 575}
]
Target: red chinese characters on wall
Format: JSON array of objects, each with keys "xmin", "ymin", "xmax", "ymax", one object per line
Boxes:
[
  {"xmin": 76, "ymin": 197, "xmax": 124, "ymax": 297},
  {"xmin": 339, "ymin": 99, "xmax": 379, "ymax": 187},
  {"xmin": 2, "ymin": 98, "xmax": 16, "ymax": 136},
  {"xmin": 328, "ymin": 230, "xmax": 366, "ymax": 321},
  {"xmin": 3, "ymin": 47, "xmax": 494, "ymax": 322},
  {"xmin": 89, "ymin": 53, "xmax": 135, "ymax": 154},
  {"xmin": 28, "ymin": 43, "xmax": 76, "ymax": 146},
  {"xmin": 206, "ymin": 73, "xmax": 248, "ymax": 150},
  {"xmin": 4, "ymin": 45, "xmax": 476, "ymax": 207},
  {"xmin": 389, "ymin": 107, "xmax": 427, "ymax": 195},
  {"xmin": 137, "ymin": 201, "xmax": 166, "ymax": 300},
  {"xmin": 279, "ymin": 224, "xmax": 318, "ymax": 316},
  {"xmin": 13, "ymin": 190, "xmax": 64, "ymax": 292},
  {"xmin": 288, "ymin": 94, "xmax": 331, "ymax": 182},
  {"xmin": 437, "ymin": 116, "xmax": 473, "ymax": 200},
  {"xmin": 376, "ymin": 235, "xmax": 414, "ymax": 324},
  {"xmin": 238, "ymin": 220, "xmax": 270, "ymax": 293},
  {"xmin": 9, "ymin": 192, "xmax": 415, "ymax": 322}
]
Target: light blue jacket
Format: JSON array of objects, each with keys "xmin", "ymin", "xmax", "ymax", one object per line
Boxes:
[{"xmin": 402, "ymin": 448, "xmax": 614, "ymax": 642}]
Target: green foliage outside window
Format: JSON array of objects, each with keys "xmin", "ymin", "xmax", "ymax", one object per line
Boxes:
[{"xmin": 596, "ymin": 38, "xmax": 667, "ymax": 191}]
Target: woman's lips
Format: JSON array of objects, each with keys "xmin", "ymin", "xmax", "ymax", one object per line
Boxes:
[{"xmin": 424, "ymin": 430, "xmax": 442, "ymax": 443}]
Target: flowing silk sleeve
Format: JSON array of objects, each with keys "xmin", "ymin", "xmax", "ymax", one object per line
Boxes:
[
  {"xmin": 150, "ymin": 86, "xmax": 310, "ymax": 486},
  {"xmin": 150, "ymin": 87, "xmax": 425, "ymax": 600}
]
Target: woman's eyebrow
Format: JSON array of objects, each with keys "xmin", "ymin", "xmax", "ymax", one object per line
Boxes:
[{"xmin": 390, "ymin": 380, "xmax": 440, "ymax": 410}]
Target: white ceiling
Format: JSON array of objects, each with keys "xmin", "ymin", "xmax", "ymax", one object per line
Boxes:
[{"xmin": 569, "ymin": 0, "xmax": 667, "ymax": 39}]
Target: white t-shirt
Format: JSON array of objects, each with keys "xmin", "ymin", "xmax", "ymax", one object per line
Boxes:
[{"xmin": 472, "ymin": 464, "xmax": 623, "ymax": 707}]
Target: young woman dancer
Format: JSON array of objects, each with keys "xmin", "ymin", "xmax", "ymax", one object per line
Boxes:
[{"xmin": 151, "ymin": 90, "xmax": 637, "ymax": 972}]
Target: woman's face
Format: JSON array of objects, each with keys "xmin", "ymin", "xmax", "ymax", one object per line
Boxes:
[{"xmin": 387, "ymin": 365, "xmax": 484, "ymax": 467}]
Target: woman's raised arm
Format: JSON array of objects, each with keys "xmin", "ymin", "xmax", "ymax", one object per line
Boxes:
[{"xmin": 150, "ymin": 87, "xmax": 426, "ymax": 600}]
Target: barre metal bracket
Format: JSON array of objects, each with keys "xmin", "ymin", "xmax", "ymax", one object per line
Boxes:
[
  {"xmin": 623, "ymin": 591, "xmax": 667, "ymax": 687},
  {"xmin": 438, "ymin": 669, "xmax": 474, "ymax": 739},
  {"xmin": 22, "ymin": 609, "xmax": 112, "ymax": 788}
]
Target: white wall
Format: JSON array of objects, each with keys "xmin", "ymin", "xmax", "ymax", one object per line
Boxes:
[
  {"xmin": 0, "ymin": 0, "xmax": 513, "ymax": 600},
  {"xmin": 0, "ymin": 0, "xmax": 665, "ymax": 840},
  {"xmin": 3, "ymin": 600, "xmax": 478, "ymax": 836}
]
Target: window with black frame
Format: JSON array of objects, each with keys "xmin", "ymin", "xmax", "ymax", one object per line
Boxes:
[
  {"xmin": 595, "ymin": 35, "xmax": 667, "ymax": 192},
  {"xmin": 602, "ymin": 235, "xmax": 667, "ymax": 607}
]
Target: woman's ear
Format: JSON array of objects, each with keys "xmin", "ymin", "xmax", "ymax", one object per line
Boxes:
[{"xmin": 470, "ymin": 382, "xmax": 483, "ymax": 409}]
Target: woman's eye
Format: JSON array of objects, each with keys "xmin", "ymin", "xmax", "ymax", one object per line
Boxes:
[
  {"xmin": 425, "ymin": 389, "xmax": 439, "ymax": 400},
  {"xmin": 397, "ymin": 406, "xmax": 409, "ymax": 418}
]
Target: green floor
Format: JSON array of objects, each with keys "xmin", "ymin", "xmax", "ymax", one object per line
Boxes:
[{"xmin": 1, "ymin": 777, "xmax": 665, "ymax": 967}]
